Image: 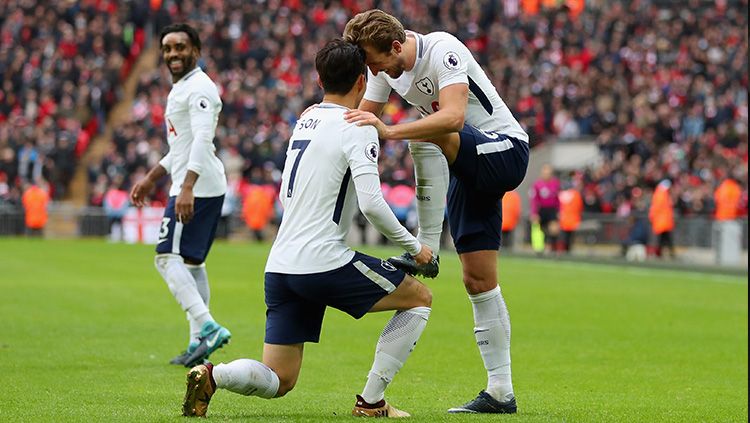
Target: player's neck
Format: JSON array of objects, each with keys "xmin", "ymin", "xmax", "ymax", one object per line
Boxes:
[{"xmin": 321, "ymin": 94, "xmax": 358, "ymax": 110}]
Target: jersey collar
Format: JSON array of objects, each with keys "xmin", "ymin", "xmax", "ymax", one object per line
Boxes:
[{"xmin": 175, "ymin": 66, "xmax": 201, "ymax": 84}]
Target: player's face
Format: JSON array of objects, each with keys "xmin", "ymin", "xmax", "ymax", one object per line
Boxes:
[
  {"xmin": 362, "ymin": 44, "xmax": 405, "ymax": 79},
  {"xmin": 161, "ymin": 32, "xmax": 198, "ymax": 81}
]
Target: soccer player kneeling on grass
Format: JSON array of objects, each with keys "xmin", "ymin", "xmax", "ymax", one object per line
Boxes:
[{"xmin": 182, "ymin": 39, "xmax": 434, "ymax": 418}]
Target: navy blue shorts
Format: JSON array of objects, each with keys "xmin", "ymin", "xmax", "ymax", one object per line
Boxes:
[
  {"xmin": 448, "ymin": 125, "xmax": 529, "ymax": 253},
  {"xmin": 264, "ymin": 252, "xmax": 406, "ymax": 344},
  {"xmin": 155, "ymin": 195, "xmax": 224, "ymax": 263}
]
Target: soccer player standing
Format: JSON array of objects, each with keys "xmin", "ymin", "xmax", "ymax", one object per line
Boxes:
[
  {"xmin": 344, "ymin": 9, "xmax": 529, "ymax": 414},
  {"xmin": 129, "ymin": 23, "xmax": 231, "ymax": 368},
  {"xmin": 182, "ymin": 39, "xmax": 433, "ymax": 418}
]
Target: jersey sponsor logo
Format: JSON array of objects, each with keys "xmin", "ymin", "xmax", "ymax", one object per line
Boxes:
[
  {"xmin": 415, "ymin": 77, "xmax": 435, "ymax": 96},
  {"xmin": 365, "ymin": 142, "xmax": 379, "ymax": 162},
  {"xmin": 381, "ymin": 260, "xmax": 397, "ymax": 272},
  {"xmin": 443, "ymin": 51, "xmax": 461, "ymax": 70},
  {"xmin": 167, "ymin": 118, "xmax": 177, "ymax": 137}
]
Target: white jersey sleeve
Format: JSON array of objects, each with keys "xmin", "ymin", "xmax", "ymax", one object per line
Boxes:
[
  {"xmin": 341, "ymin": 124, "xmax": 380, "ymax": 178},
  {"xmin": 343, "ymin": 125, "xmax": 421, "ymax": 255},
  {"xmin": 159, "ymin": 151, "xmax": 173, "ymax": 174},
  {"xmin": 428, "ymin": 36, "xmax": 469, "ymax": 90},
  {"xmin": 363, "ymin": 68, "xmax": 394, "ymax": 104},
  {"xmin": 187, "ymin": 88, "xmax": 222, "ymax": 176}
]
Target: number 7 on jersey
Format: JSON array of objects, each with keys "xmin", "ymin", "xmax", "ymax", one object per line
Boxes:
[{"xmin": 286, "ymin": 139, "xmax": 310, "ymax": 197}]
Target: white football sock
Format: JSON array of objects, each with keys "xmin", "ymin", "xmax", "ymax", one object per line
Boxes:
[
  {"xmin": 213, "ymin": 359, "xmax": 280, "ymax": 399},
  {"xmin": 186, "ymin": 263, "xmax": 211, "ymax": 305},
  {"xmin": 186, "ymin": 263, "xmax": 211, "ymax": 343},
  {"xmin": 154, "ymin": 254, "xmax": 212, "ymax": 326},
  {"xmin": 408, "ymin": 142, "xmax": 448, "ymax": 254},
  {"xmin": 187, "ymin": 312, "xmax": 200, "ymax": 345},
  {"xmin": 361, "ymin": 306, "xmax": 431, "ymax": 404},
  {"xmin": 469, "ymin": 286, "xmax": 514, "ymax": 401}
]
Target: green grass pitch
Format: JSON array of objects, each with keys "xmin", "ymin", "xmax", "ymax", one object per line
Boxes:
[{"xmin": 0, "ymin": 238, "xmax": 747, "ymax": 422}]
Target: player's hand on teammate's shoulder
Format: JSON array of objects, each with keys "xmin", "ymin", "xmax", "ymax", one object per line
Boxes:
[
  {"xmin": 344, "ymin": 109, "xmax": 390, "ymax": 138},
  {"xmin": 413, "ymin": 244, "xmax": 433, "ymax": 266}
]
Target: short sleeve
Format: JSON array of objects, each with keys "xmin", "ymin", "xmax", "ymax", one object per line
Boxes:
[
  {"xmin": 187, "ymin": 80, "xmax": 222, "ymax": 117},
  {"xmin": 342, "ymin": 125, "xmax": 380, "ymax": 178},
  {"xmin": 430, "ymin": 37, "xmax": 470, "ymax": 90},
  {"xmin": 362, "ymin": 69, "xmax": 393, "ymax": 104}
]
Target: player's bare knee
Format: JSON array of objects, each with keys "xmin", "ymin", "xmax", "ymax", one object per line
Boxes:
[
  {"xmin": 417, "ymin": 283, "xmax": 432, "ymax": 307},
  {"xmin": 463, "ymin": 274, "xmax": 496, "ymax": 295},
  {"xmin": 275, "ymin": 378, "xmax": 297, "ymax": 397},
  {"xmin": 403, "ymin": 275, "xmax": 432, "ymax": 308}
]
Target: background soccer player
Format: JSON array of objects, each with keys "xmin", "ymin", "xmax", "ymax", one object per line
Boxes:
[
  {"xmin": 181, "ymin": 39, "xmax": 433, "ymax": 418},
  {"xmin": 129, "ymin": 23, "xmax": 231, "ymax": 368},
  {"xmin": 344, "ymin": 9, "xmax": 529, "ymax": 414}
]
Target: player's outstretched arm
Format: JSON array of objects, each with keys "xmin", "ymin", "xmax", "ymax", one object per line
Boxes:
[
  {"xmin": 352, "ymin": 172, "xmax": 422, "ymax": 257},
  {"xmin": 346, "ymin": 84, "xmax": 468, "ymax": 140}
]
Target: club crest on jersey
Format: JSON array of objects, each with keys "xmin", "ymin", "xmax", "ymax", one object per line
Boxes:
[
  {"xmin": 415, "ymin": 77, "xmax": 435, "ymax": 96},
  {"xmin": 365, "ymin": 142, "xmax": 379, "ymax": 162},
  {"xmin": 443, "ymin": 51, "xmax": 461, "ymax": 70},
  {"xmin": 195, "ymin": 96, "xmax": 210, "ymax": 111},
  {"xmin": 381, "ymin": 260, "xmax": 397, "ymax": 272}
]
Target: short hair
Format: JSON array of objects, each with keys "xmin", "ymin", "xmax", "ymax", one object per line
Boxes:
[
  {"xmin": 159, "ymin": 23, "xmax": 201, "ymax": 51},
  {"xmin": 315, "ymin": 39, "xmax": 366, "ymax": 95},
  {"xmin": 343, "ymin": 9, "xmax": 406, "ymax": 53}
]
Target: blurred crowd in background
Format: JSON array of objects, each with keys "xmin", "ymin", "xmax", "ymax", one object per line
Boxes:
[
  {"xmin": 0, "ymin": 0, "xmax": 152, "ymax": 202},
  {"xmin": 1, "ymin": 0, "xmax": 747, "ymax": 241}
]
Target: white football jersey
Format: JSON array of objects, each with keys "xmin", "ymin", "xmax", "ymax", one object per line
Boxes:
[
  {"xmin": 364, "ymin": 31, "xmax": 528, "ymax": 143},
  {"xmin": 160, "ymin": 66, "xmax": 227, "ymax": 197},
  {"xmin": 265, "ymin": 104, "xmax": 383, "ymax": 274}
]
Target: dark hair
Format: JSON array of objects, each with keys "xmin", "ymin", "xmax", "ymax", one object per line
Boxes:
[
  {"xmin": 315, "ymin": 39, "xmax": 366, "ymax": 95},
  {"xmin": 159, "ymin": 23, "xmax": 201, "ymax": 51}
]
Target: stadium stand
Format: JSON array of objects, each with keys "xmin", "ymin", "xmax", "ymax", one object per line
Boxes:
[
  {"xmin": 0, "ymin": 0, "xmax": 150, "ymax": 205},
  {"xmin": 2, "ymin": 1, "xmax": 746, "ymax": 240}
]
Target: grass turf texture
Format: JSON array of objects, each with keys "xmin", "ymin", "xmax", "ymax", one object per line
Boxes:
[{"xmin": 0, "ymin": 238, "xmax": 746, "ymax": 422}]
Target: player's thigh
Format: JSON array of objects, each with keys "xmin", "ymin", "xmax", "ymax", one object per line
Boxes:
[
  {"xmin": 458, "ymin": 249, "xmax": 499, "ymax": 294},
  {"xmin": 417, "ymin": 132, "xmax": 460, "ymax": 164},
  {"xmin": 449, "ymin": 125, "xmax": 529, "ymax": 193},
  {"xmin": 447, "ymin": 178, "xmax": 503, "ymax": 254},
  {"xmin": 265, "ymin": 272, "xmax": 326, "ymax": 344},
  {"xmin": 290, "ymin": 252, "xmax": 412, "ymax": 318},
  {"xmin": 262, "ymin": 343, "xmax": 304, "ymax": 394},
  {"xmin": 369, "ymin": 275, "xmax": 432, "ymax": 312}
]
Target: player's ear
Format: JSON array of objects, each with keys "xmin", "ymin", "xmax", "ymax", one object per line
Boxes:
[
  {"xmin": 392, "ymin": 40, "xmax": 401, "ymax": 54},
  {"xmin": 316, "ymin": 77, "xmax": 323, "ymax": 89}
]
